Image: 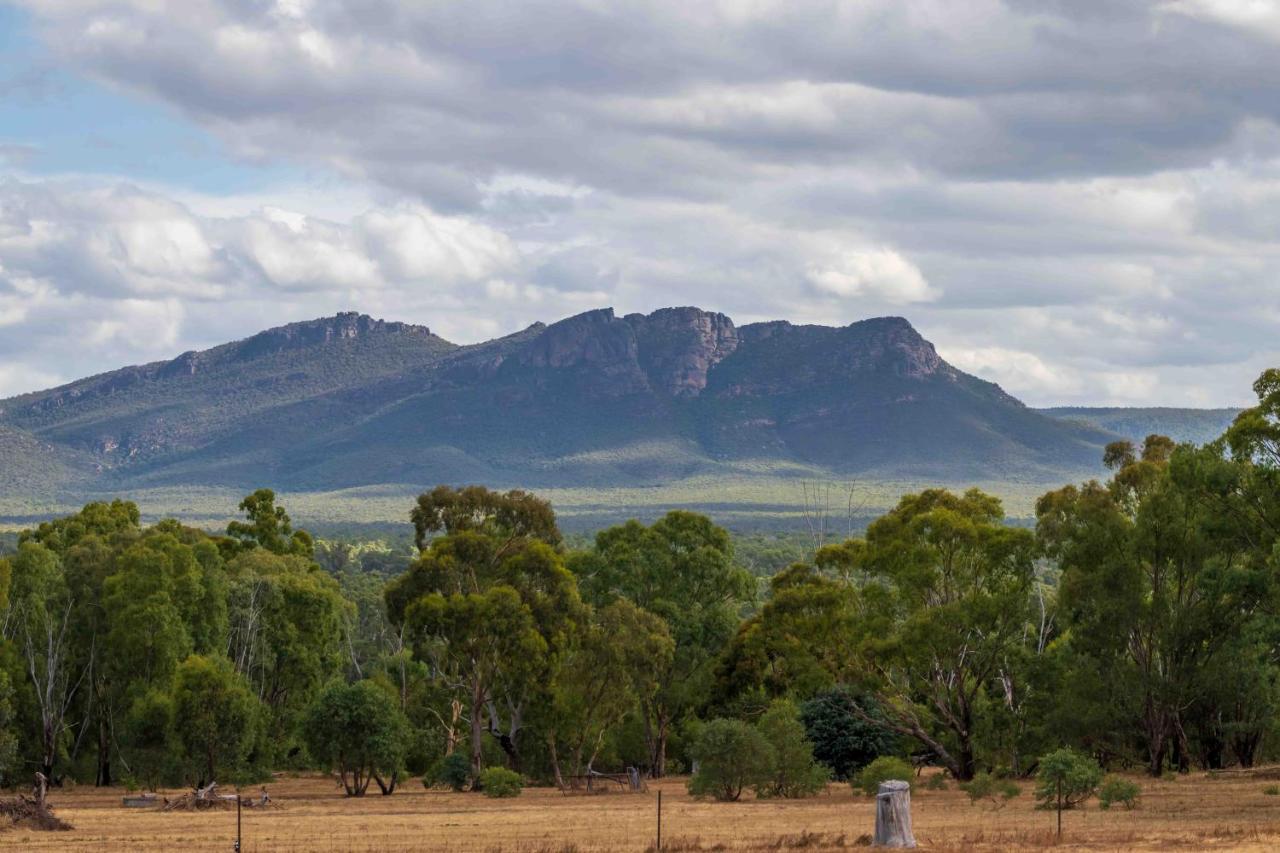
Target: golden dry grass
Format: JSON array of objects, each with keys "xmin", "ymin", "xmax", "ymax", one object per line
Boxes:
[{"xmin": 6, "ymin": 771, "xmax": 1280, "ymax": 851}]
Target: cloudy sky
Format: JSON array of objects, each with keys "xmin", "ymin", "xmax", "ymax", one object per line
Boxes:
[{"xmin": 3, "ymin": 1, "xmax": 1280, "ymax": 406}]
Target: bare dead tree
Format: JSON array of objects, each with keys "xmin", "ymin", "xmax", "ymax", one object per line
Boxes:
[
  {"xmin": 17, "ymin": 597, "xmax": 90, "ymax": 782},
  {"xmin": 801, "ymin": 479, "xmax": 871, "ymax": 555}
]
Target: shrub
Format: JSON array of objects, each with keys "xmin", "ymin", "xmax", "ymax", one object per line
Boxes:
[
  {"xmin": 1264, "ymin": 785, "xmax": 1280, "ymax": 796},
  {"xmin": 478, "ymin": 766, "xmax": 522, "ymax": 798},
  {"xmin": 800, "ymin": 688, "xmax": 896, "ymax": 781},
  {"xmin": 688, "ymin": 719, "xmax": 776, "ymax": 802},
  {"xmin": 923, "ymin": 773, "xmax": 948, "ymax": 791},
  {"xmin": 302, "ymin": 680, "xmax": 411, "ymax": 797},
  {"xmin": 961, "ymin": 771, "xmax": 1020, "ymax": 808},
  {"xmin": 853, "ymin": 756, "xmax": 914, "ymax": 797},
  {"xmin": 429, "ymin": 751, "xmax": 471, "ymax": 792},
  {"xmin": 1035, "ymin": 748, "xmax": 1103, "ymax": 812},
  {"xmin": 1098, "ymin": 775, "xmax": 1140, "ymax": 810},
  {"xmin": 754, "ymin": 700, "xmax": 829, "ymax": 799}
]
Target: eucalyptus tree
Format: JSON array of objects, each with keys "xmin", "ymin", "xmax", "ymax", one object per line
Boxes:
[
  {"xmin": 571, "ymin": 511, "xmax": 753, "ymax": 777},
  {"xmin": 849, "ymin": 489, "xmax": 1036, "ymax": 781},
  {"xmin": 386, "ymin": 486, "xmax": 583, "ymax": 778},
  {"xmin": 1037, "ymin": 436, "xmax": 1271, "ymax": 774},
  {"xmin": 546, "ymin": 599, "xmax": 673, "ymax": 786}
]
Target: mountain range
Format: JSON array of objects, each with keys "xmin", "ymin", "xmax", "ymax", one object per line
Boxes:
[{"xmin": 0, "ymin": 308, "xmax": 1241, "ymax": 523}]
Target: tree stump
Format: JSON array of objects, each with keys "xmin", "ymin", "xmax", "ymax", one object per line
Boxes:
[{"xmin": 874, "ymin": 780, "xmax": 916, "ymax": 848}]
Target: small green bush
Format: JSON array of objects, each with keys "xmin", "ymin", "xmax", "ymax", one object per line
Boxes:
[
  {"xmin": 961, "ymin": 771, "xmax": 1020, "ymax": 808},
  {"xmin": 1098, "ymin": 775, "xmax": 1140, "ymax": 810},
  {"xmin": 688, "ymin": 718, "xmax": 776, "ymax": 802},
  {"xmin": 923, "ymin": 772, "xmax": 948, "ymax": 791},
  {"xmin": 1264, "ymin": 785, "xmax": 1279, "ymax": 796},
  {"xmin": 429, "ymin": 751, "xmax": 471, "ymax": 792},
  {"xmin": 754, "ymin": 700, "xmax": 829, "ymax": 799},
  {"xmin": 478, "ymin": 766, "xmax": 522, "ymax": 798},
  {"xmin": 1034, "ymin": 749, "xmax": 1103, "ymax": 811},
  {"xmin": 853, "ymin": 756, "xmax": 914, "ymax": 797}
]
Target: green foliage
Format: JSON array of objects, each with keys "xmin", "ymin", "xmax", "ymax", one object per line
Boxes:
[
  {"xmin": 303, "ymin": 680, "xmax": 411, "ymax": 796},
  {"xmin": 0, "ymin": 669, "xmax": 19, "ymax": 787},
  {"xmin": 549, "ymin": 598, "xmax": 674, "ymax": 779},
  {"xmin": 478, "ymin": 766, "xmax": 523, "ymax": 798},
  {"xmin": 1037, "ymin": 435, "xmax": 1275, "ymax": 776},
  {"xmin": 171, "ymin": 655, "xmax": 259, "ymax": 784},
  {"xmin": 1034, "ymin": 749, "xmax": 1102, "ymax": 811},
  {"xmin": 122, "ymin": 688, "xmax": 178, "ymax": 791},
  {"xmin": 754, "ymin": 700, "xmax": 828, "ymax": 799},
  {"xmin": 227, "ymin": 488, "xmax": 314, "ymax": 557},
  {"xmin": 923, "ymin": 772, "xmax": 948, "ymax": 791},
  {"xmin": 574, "ymin": 511, "xmax": 753, "ymax": 776},
  {"xmin": 1264, "ymin": 785, "xmax": 1279, "ymax": 796},
  {"xmin": 851, "ymin": 488, "xmax": 1036, "ymax": 781},
  {"xmin": 799, "ymin": 688, "xmax": 896, "ymax": 781},
  {"xmin": 853, "ymin": 756, "xmax": 914, "ymax": 797},
  {"xmin": 430, "ymin": 751, "xmax": 472, "ymax": 792},
  {"xmin": 387, "ymin": 488, "xmax": 583, "ymax": 779},
  {"xmin": 1098, "ymin": 775, "xmax": 1140, "ymax": 810},
  {"xmin": 688, "ymin": 719, "xmax": 775, "ymax": 802},
  {"xmin": 410, "ymin": 485, "xmax": 560, "ymax": 550},
  {"xmin": 961, "ymin": 771, "xmax": 1020, "ymax": 808},
  {"xmin": 714, "ymin": 564, "xmax": 858, "ymax": 704}
]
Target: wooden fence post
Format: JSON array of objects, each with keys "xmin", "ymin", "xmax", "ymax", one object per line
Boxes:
[
  {"xmin": 656, "ymin": 789, "xmax": 662, "ymax": 852},
  {"xmin": 873, "ymin": 780, "xmax": 916, "ymax": 848}
]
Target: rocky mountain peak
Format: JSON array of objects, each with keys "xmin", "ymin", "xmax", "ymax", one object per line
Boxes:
[
  {"xmin": 843, "ymin": 316, "xmax": 944, "ymax": 379},
  {"xmin": 229, "ymin": 312, "xmax": 434, "ymax": 362},
  {"xmin": 628, "ymin": 307, "xmax": 738, "ymax": 397}
]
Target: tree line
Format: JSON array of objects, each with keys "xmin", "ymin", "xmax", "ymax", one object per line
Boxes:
[{"xmin": 1, "ymin": 369, "xmax": 1280, "ymax": 794}]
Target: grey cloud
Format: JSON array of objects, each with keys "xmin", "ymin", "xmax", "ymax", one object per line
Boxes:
[{"xmin": 6, "ymin": 0, "xmax": 1280, "ymax": 406}]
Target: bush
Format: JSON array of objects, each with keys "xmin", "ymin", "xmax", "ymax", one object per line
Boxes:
[
  {"xmin": 1264, "ymin": 785, "xmax": 1279, "ymax": 796},
  {"xmin": 754, "ymin": 700, "xmax": 829, "ymax": 799},
  {"xmin": 478, "ymin": 766, "xmax": 522, "ymax": 798},
  {"xmin": 800, "ymin": 688, "xmax": 896, "ymax": 781},
  {"xmin": 1098, "ymin": 775, "xmax": 1140, "ymax": 810},
  {"xmin": 688, "ymin": 719, "xmax": 776, "ymax": 802},
  {"xmin": 961, "ymin": 771, "xmax": 1020, "ymax": 808},
  {"xmin": 429, "ymin": 751, "xmax": 471, "ymax": 792},
  {"xmin": 923, "ymin": 773, "xmax": 948, "ymax": 791},
  {"xmin": 853, "ymin": 756, "xmax": 914, "ymax": 797},
  {"xmin": 1034, "ymin": 748, "xmax": 1103, "ymax": 811}
]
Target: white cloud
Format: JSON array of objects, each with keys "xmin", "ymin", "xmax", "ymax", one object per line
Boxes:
[
  {"xmin": 1161, "ymin": 0, "xmax": 1280, "ymax": 42},
  {"xmin": 943, "ymin": 346, "xmax": 1083, "ymax": 398},
  {"xmin": 805, "ymin": 248, "xmax": 937, "ymax": 304}
]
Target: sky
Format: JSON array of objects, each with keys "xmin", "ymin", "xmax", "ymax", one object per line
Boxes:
[{"xmin": 2, "ymin": 1, "xmax": 1280, "ymax": 407}]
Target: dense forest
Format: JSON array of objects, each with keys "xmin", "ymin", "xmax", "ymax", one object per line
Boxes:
[{"xmin": 1, "ymin": 368, "xmax": 1279, "ymax": 799}]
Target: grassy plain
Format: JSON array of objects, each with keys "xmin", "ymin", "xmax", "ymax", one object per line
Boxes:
[
  {"xmin": 0, "ymin": 474, "xmax": 1058, "ymax": 535},
  {"xmin": 10, "ymin": 772, "xmax": 1280, "ymax": 852}
]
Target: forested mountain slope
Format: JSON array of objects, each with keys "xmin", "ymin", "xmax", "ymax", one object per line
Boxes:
[{"xmin": 1038, "ymin": 407, "xmax": 1240, "ymax": 446}]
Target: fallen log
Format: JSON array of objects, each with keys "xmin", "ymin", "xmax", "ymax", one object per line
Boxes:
[{"xmin": 0, "ymin": 774, "xmax": 72, "ymax": 832}]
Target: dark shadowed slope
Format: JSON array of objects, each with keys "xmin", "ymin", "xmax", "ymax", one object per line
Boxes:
[{"xmin": 0, "ymin": 307, "xmax": 1119, "ymax": 498}]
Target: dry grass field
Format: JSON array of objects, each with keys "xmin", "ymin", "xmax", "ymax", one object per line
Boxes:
[{"xmin": 6, "ymin": 771, "xmax": 1280, "ymax": 852}]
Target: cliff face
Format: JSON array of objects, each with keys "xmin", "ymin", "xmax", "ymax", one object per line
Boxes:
[
  {"xmin": 511, "ymin": 306, "xmax": 739, "ymax": 397},
  {"xmin": 630, "ymin": 307, "xmax": 738, "ymax": 397}
]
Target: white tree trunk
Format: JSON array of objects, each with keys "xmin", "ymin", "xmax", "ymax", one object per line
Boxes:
[{"xmin": 874, "ymin": 780, "xmax": 916, "ymax": 848}]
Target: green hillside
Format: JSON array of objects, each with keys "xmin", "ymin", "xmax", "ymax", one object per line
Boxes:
[{"xmin": 1038, "ymin": 407, "xmax": 1240, "ymax": 446}]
